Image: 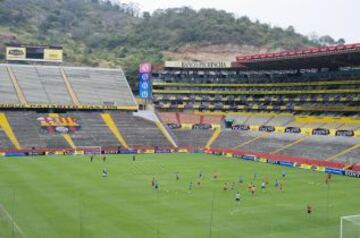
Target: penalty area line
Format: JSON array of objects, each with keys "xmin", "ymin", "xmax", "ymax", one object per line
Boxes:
[{"xmin": 0, "ymin": 204, "xmax": 26, "ymax": 238}]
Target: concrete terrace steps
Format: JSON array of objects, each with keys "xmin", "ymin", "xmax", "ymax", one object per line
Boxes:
[{"xmin": 110, "ymin": 112, "xmax": 172, "ymax": 147}]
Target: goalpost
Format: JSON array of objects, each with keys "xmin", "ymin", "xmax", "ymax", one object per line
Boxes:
[
  {"xmin": 74, "ymin": 146, "xmax": 102, "ymax": 155},
  {"xmin": 340, "ymin": 215, "xmax": 360, "ymax": 238}
]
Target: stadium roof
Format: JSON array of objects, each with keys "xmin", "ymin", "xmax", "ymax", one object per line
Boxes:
[{"xmin": 235, "ymin": 43, "xmax": 360, "ymax": 71}]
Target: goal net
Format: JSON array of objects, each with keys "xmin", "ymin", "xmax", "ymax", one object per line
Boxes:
[
  {"xmin": 340, "ymin": 215, "xmax": 360, "ymax": 238},
  {"xmin": 75, "ymin": 146, "xmax": 102, "ymax": 155}
]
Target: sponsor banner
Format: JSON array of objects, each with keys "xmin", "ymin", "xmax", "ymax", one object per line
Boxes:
[
  {"xmin": 192, "ymin": 124, "xmax": 212, "ymax": 130},
  {"xmin": 225, "ymin": 153, "xmax": 233, "ymax": 157},
  {"xmin": 316, "ymin": 166, "xmax": 326, "ymax": 172},
  {"xmin": 5, "ymin": 152, "xmax": 26, "ymax": 156},
  {"xmin": 344, "ymin": 170, "xmax": 360, "ymax": 178},
  {"xmin": 167, "ymin": 123, "xmax": 181, "ymax": 129},
  {"xmin": 0, "ymin": 152, "xmax": 5, "ymax": 156},
  {"xmin": 232, "ymin": 125, "xmax": 250, "ymax": 131},
  {"xmin": 102, "ymin": 149, "xmax": 118, "ymax": 154},
  {"xmin": 139, "ymin": 63, "xmax": 152, "ymax": 73},
  {"xmin": 143, "ymin": 149, "xmax": 155, "ymax": 154},
  {"xmin": 139, "ymin": 73, "xmax": 152, "ymax": 99},
  {"xmin": 300, "ymin": 164, "xmax": 312, "ymax": 170},
  {"xmin": 74, "ymin": 150, "xmax": 84, "ymax": 155},
  {"xmin": 259, "ymin": 126, "xmax": 275, "ymax": 132},
  {"xmin": 335, "ymin": 130, "xmax": 354, "ymax": 137},
  {"xmin": 6, "ymin": 47, "xmax": 26, "ymax": 60},
  {"xmin": 44, "ymin": 49, "xmax": 63, "ymax": 62},
  {"xmin": 119, "ymin": 149, "xmax": 137, "ymax": 154},
  {"xmin": 278, "ymin": 161, "xmax": 294, "ymax": 167},
  {"xmin": 165, "ymin": 61, "xmax": 232, "ymax": 68},
  {"xmin": 155, "ymin": 148, "xmax": 171, "ymax": 153},
  {"xmin": 55, "ymin": 151, "xmax": 65, "ymax": 155},
  {"xmin": 285, "ymin": 127, "xmax": 301, "ymax": 134},
  {"xmin": 259, "ymin": 158, "xmax": 268, "ymax": 163},
  {"xmin": 325, "ymin": 168, "xmax": 344, "ymax": 175},
  {"xmin": 312, "ymin": 128, "xmax": 330, "ymax": 136},
  {"xmin": 189, "ymin": 148, "xmax": 204, "ymax": 153},
  {"xmin": 241, "ymin": 155, "xmax": 257, "ymax": 161},
  {"xmin": 177, "ymin": 149, "xmax": 188, "ymax": 153},
  {"xmin": 28, "ymin": 152, "xmax": 45, "ymax": 156}
]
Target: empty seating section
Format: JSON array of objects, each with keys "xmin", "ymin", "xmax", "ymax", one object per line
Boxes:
[
  {"xmin": 239, "ymin": 133, "xmax": 304, "ymax": 153},
  {"xmin": 172, "ymin": 130, "xmax": 213, "ymax": 148},
  {"xmin": 70, "ymin": 112, "xmax": 120, "ymax": 147},
  {"xmin": 0, "ymin": 64, "xmax": 137, "ymax": 107},
  {"xmin": 11, "ymin": 65, "xmax": 49, "ymax": 104},
  {"xmin": 278, "ymin": 136, "xmax": 360, "ymax": 162},
  {"xmin": 111, "ymin": 112, "xmax": 171, "ymax": 147},
  {"xmin": 266, "ymin": 116, "xmax": 293, "ymax": 126},
  {"xmin": 212, "ymin": 131, "xmax": 260, "ymax": 149},
  {"xmin": 0, "ymin": 66, "xmax": 19, "ymax": 104},
  {"xmin": 36, "ymin": 66, "xmax": 72, "ymax": 104},
  {"xmin": 158, "ymin": 112, "xmax": 178, "ymax": 124},
  {"xmin": 179, "ymin": 113, "xmax": 200, "ymax": 124},
  {"xmin": 337, "ymin": 147, "xmax": 360, "ymax": 164},
  {"xmin": 5, "ymin": 111, "xmax": 69, "ymax": 149},
  {"xmin": 246, "ymin": 116, "xmax": 273, "ymax": 125},
  {"xmin": 65, "ymin": 67, "xmax": 135, "ymax": 106}
]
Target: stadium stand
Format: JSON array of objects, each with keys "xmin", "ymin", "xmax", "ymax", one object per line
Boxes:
[{"xmin": 0, "ymin": 64, "xmax": 137, "ymax": 108}]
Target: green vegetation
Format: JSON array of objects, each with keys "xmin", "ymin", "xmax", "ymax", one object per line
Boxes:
[
  {"xmin": 0, "ymin": 153, "xmax": 358, "ymax": 238},
  {"xmin": 0, "ymin": 0, "xmax": 344, "ymax": 88}
]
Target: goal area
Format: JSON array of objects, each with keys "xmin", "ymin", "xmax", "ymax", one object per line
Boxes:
[{"xmin": 340, "ymin": 215, "xmax": 360, "ymax": 238}]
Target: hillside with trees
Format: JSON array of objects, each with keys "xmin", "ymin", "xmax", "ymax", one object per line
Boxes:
[{"xmin": 0, "ymin": 0, "xmax": 344, "ymax": 88}]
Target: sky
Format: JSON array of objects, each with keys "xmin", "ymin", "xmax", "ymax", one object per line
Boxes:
[{"xmin": 122, "ymin": 0, "xmax": 359, "ymax": 43}]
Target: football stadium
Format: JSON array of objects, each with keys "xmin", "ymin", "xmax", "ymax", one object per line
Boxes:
[{"xmin": 0, "ymin": 42, "xmax": 359, "ymax": 238}]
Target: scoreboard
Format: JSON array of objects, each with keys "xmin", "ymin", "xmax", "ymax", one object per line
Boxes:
[{"xmin": 6, "ymin": 44, "xmax": 63, "ymax": 62}]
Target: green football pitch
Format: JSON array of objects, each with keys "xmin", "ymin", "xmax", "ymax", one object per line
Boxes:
[{"xmin": 0, "ymin": 153, "xmax": 359, "ymax": 238}]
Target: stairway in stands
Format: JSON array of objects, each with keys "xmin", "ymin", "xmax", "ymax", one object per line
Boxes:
[{"xmin": 110, "ymin": 111, "xmax": 172, "ymax": 147}]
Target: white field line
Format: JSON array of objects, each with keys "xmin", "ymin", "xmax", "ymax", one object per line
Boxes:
[{"xmin": 0, "ymin": 204, "xmax": 26, "ymax": 238}]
